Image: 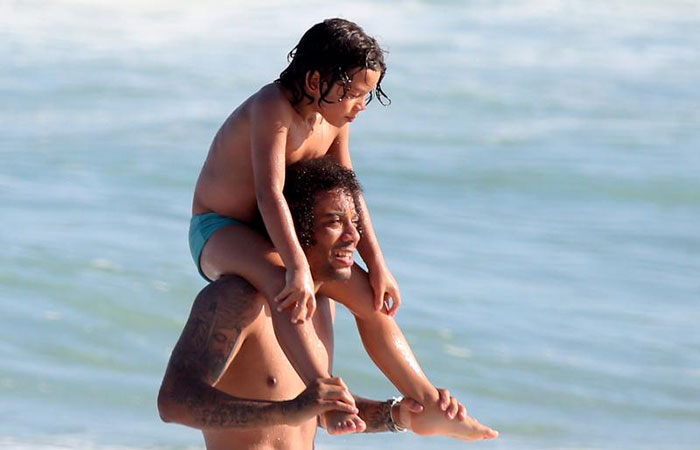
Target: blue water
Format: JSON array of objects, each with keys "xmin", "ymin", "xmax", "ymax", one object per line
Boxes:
[{"xmin": 2, "ymin": 1, "xmax": 699, "ymax": 449}]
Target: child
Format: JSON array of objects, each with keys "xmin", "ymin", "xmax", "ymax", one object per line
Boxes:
[{"xmin": 189, "ymin": 18, "xmax": 497, "ymax": 439}]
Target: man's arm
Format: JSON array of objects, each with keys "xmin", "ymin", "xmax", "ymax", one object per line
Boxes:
[
  {"xmin": 355, "ymin": 396, "xmax": 397, "ymax": 433},
  {"xmin": 157, "ymin": 277, "xmax": 356, "ymax": 430},
  {"xmin": 354, "ymin": 395, "xmax": 422, "ymax": 433},
  {"xmin": 353, "ymin": 389, "xmax": 469, "ymax": 434},
  {"xmin": 158, "ymin": 277, "xmax": 278, "ymax": 429}
]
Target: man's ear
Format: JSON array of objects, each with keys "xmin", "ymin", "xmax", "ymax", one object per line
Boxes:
[{"xmin": 305, "ymin": 71, "xmax": 321, "ymax": 96}]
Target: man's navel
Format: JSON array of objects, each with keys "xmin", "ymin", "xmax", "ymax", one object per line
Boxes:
[{"xmin": 266, "ymin": 375, "xmax": 278, "ymax": 387}]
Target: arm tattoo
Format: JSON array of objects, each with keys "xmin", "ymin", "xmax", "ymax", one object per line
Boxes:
[
  {"xmin": 170, "ymin": 375, "xmax": 274, "ymax": 428},
  {"xmin": 356, "ymin": 397, "xmax": 391, "ymax": 433},
  {"xmin": 163, "ymin": 276, "xmax": 278, "ymax": 429},
  {"xmin": 279, "ymin": 387, "xmax": 314, "ymax": 416}
]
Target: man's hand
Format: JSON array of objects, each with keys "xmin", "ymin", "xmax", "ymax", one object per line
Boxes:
[
  {"xmin": 395, "ymin": 388, "xmax": 468, "ymax": 430},
  {"xmin": 281, "ymin": 377, "xmax": 358, "ymax": 427},
  {"xmin": 274, "ymin": 266, "xmax": 316, "ymax": 323},
  {"xmin": 436, "ymin": 388, "xmax": 468, "ymax": 420},
  {"xmin": 394, "ymin": 397, "xmax": 424, "ymax": 430},
  {"xmin": 368, "ymin": 262, "xmax": 401, "ymax": 316}
]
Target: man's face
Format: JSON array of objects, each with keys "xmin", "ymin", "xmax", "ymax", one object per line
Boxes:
[{"xmin": 305, "ymin": 189, "xmax": 361, "ymax": 282}]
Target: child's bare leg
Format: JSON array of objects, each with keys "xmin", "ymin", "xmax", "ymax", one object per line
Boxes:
[
  {"xmin": 200, "ymin": 225, "xmax": 365, "ymax": 434},
  {"xmin": 320, "ymin": 264, "xmax": 498, "ymax": 440}
]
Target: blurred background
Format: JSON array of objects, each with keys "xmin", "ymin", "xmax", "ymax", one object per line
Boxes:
[{"xmin": 1, "ymin": 0, "xmax": 699, "ymax": 449}]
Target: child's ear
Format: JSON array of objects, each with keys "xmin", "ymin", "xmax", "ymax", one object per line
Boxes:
[{"xmin": 305, "ymin": 71, "xmax": 321, "ymax": 95}]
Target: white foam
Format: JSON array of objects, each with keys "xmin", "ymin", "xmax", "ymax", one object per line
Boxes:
[
  {"xmin": 445, "ymin": 344, "xmax": 473, "ymax": 359},
  {"xmin": 89, "ymin": 258, "xmax": 122, "ymax": 271},
  {"xmin": 4, "ymin": 0, "xmax": 696, "ymax": 80},
  {"xmin": 43, "ymin": 310, "xmax": 63, "ymax": 321},
  {"xmin": 1, "ymin": 0, "xmax": 402, "ymax": 54}
]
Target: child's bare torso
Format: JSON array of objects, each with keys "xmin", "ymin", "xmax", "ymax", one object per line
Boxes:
[{"xmin": 192, "ymin": 83, "xmax": 342, "ymax": 221}]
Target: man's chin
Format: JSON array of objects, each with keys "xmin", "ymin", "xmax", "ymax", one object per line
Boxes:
[
  {"xmin": 330, "ymin": 266, "xmax": 352, "ymax": 282},
  {"xmin": 311, "ymin": 265, "xmax": 352, "ymax": 283}
]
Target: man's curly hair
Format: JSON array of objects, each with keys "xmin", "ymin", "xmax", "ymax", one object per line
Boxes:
[{"xmin": 284, "ymin": 158, "xmax": 363, "ymax": 248}]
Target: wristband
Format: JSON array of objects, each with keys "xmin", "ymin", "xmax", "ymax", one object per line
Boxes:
[{"xmin": 387, "ymin": 396, "xmax": 407, "ymax": 433}]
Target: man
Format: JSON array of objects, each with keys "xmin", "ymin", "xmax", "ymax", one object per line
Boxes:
[{"xmin": 158, "ymin": 159, "xmax": 498, "ymax": 449}]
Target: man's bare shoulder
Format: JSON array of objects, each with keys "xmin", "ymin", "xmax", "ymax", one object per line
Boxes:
[{"xmin": 192, "ymin": 276, "xmax": 262, "ymax": 327}]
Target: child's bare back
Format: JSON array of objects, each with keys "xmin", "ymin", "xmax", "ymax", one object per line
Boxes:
[{"xmin": 192, "ymin": 83, "xmax": 342, "ymax": 222}]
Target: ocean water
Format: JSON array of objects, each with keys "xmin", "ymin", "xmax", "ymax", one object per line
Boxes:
[{"xmin": 1, "ymin": 0, "xmax": 699, "ymax": 449}]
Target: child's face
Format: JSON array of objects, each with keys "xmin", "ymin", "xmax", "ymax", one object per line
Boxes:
[{"xmin": 314, "ymin": 68, "xmax": 381, "ymax": 127}]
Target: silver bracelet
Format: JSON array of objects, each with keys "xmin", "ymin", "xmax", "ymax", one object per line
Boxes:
[{"xmin": 387, "ymin": 396, "xmax": 407, "ymax": 433}]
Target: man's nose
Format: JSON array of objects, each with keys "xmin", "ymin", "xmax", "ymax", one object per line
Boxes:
[{"xmin": 343, "ymin": 220, "xmax": 360, "ymax": 243}]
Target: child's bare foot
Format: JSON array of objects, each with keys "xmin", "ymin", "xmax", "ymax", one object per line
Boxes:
[
  {"xmin": 408, "ymin": 400, "xmax": 498, "ymax": 441},
  {"xmin": 320, "ymin": 410, "xmax": 366, "ymax": 435}
]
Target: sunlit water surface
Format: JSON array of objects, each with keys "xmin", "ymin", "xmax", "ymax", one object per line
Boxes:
[{"xmin": 1, "ymin": 1, "xmax": 699, "ymax": 449}]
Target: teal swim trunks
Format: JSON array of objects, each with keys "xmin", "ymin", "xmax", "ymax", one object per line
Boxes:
[{"xmin": 189, "ymin": 212, "xmax": 243, "ymax": 282}]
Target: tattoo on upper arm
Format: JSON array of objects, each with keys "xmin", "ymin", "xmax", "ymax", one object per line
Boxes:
[
  {"xmin": 162, "ymin": 277, "xmax": 283, "ymax": 428},
  {"xmin": 168, "ymin": 276, "xmax": 259, "ymax": 391}
]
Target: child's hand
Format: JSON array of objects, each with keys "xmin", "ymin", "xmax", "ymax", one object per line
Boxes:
[
  {"xmin": 274, "ymin": 267, "xmax": 316, "ymax": 323},
  {"xmin": 369, "ymin": 263, "xmax": 401, "ymax": 316}
]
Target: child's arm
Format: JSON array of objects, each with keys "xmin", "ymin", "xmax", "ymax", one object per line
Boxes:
[
  {"xmin": 250, "ymin": 92, "xmax": 315, "ymax": 321},
  {"xmin": 354, "ymin": 192, "xmax": 402, "ymax": 316},
  {"xmin": 327, "ymin": 125, "xmax": 402, "ymax": 315}
]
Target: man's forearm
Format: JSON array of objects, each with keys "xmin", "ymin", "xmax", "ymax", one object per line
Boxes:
[
  {"xmin": 160, "ymin": 373, "xmax": 285, "ymax": 430},
  {"xmin": 355, "ymin": 396, "xmax": 399, "ymax": 433},
  {"xmin": 158, "ymin": 278, "xmax": 308, "ymax": 430}
]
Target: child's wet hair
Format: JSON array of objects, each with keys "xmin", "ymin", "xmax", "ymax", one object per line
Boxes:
[
  {"xmin": 276, "ymin": 18, "xmax": 390, "ymax": 107},
  {"xmin": 284, "ymin": 158, "xmax": 363, "ymax": 249}
]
